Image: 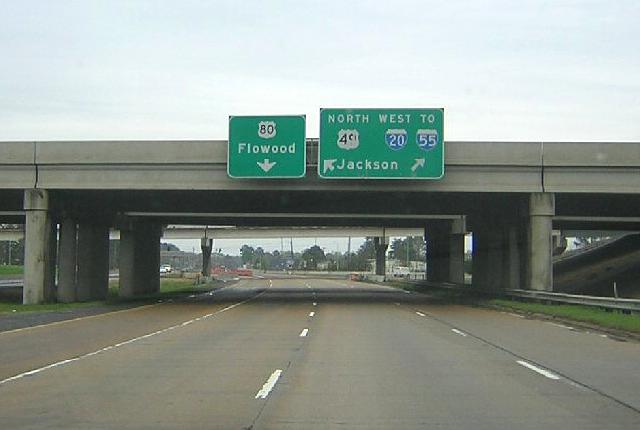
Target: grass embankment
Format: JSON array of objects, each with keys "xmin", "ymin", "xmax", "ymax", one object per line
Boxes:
[
  {"xmin": 0, "ymin": 278, "xmax": 219, "ymax": 314},
  {"xmin": 384, "ymin": 280, "xmax": 640, "ymax": 335},
  {"xmin": 0, "ymin": 265, "xmax": 23, "ymax": 276},
  {"xmin": 487, "ymin": 299, "xmax": 640, "ymax": 334}
]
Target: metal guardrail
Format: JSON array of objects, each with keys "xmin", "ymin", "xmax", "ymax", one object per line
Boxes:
[
  {"xmin": 408, "ymin": 280, "xmax": 640, "ymax": 313},
  {"xmin": 504, "ymin": 289, "xmax": 640, "ymax": 312},
  {"xmin": 0, "ymin": 280, "xmax": 22, "ymax": 289}
]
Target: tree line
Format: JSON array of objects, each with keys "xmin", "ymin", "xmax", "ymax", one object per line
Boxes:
[{"xmin": 237, "ymin": 237, "xmax": 426, "ymax": 271}]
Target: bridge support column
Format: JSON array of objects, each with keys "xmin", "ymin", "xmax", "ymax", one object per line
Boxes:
[
  {"xmin": 119, "ymin": 222, "xmax": 162, "ymax": 297},
  {"xmin": 374, "ymin": 237, "xmax": 388, "ymax": 277},
  {"xmin": 449, "ymin": 218, "xmax": 466, "ymax": 285},
  {"xmin": 425, "ymin": 221, "xmax": 450, "ymax": 283},
  {"xmin": 57, "ymin": 218, "xmax": 78, "ymax": 302},
  {"xmin": 201, "ymin": 238, "xmax": 212, "ymax": 277},
  {"xmin": 471, "ymin": 205, "xmax": 530, "ymax": 292},
  {"xmin": 472, "ymin": 221, "xmax": 510, "ymax": 291},
  {"xmin": 48, "ymin": 222, "xmax": 58, "ymax": 302},
  {"xmin": 77, "ymin": 222, "xmax": 110, "ymax": 301},
  {"xmin": 23, "ymin": 190, "xmax": 55, "ymax": 304},
  {"xmin": 425, "ymin": 218, "xmax": 466, "ymax": 284},
  {"xmin": 503, "ymin": 225, "xmax": 524, "ymax": 290},
  {"xmin": 527, "ymin": 193, "xmax": 555, "ymax": 291}
]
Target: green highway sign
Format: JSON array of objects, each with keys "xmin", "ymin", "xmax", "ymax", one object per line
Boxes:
[
  {"xmin": 318, "ymin": 108, "xmax": 444, "ymax": 179},
  {"xmin": 228, "ymin": 115, "xmax": 306, "ymax": 178}
]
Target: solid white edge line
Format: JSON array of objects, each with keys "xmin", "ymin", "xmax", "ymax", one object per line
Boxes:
[
  {"xmin": 0, "ymin": 300, "xmax": 249, "ymax": 386},
  {"xmin": 415, "ymin": 311, "xmax": 426, "ymax": 317},
  {"xmin": 451, "ymin": 328, "xmax": 467, "ymax": 337},
  {"xmin": 547, "ymin": 322, "xmax": 574, "ymax": 330},
  {"xmin": 0, "ymin": 303, "xmax": 163, "ymax": 336},
  {"xmin": 255, "ymin": 369, "xmax": 283, "ymax": 399},
  {"xmin": 308, "ymin": 312, "xmax": 315, "ymax": 317},
  {"xmin": 299, "ymin": 328, "xmax": 309, "ymax": 337},
  {"xmin": 517, "ymin": 360, "xmax": 561, "ymax": 380}
]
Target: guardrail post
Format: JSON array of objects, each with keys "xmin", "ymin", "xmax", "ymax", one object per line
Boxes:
[
  {"xmin": 528, "ymin": 193, "xmax": 555, "ymax": 291},
  {"xmin": 23, "ymin": 189, "xmax": 55, "ymax": 304}
]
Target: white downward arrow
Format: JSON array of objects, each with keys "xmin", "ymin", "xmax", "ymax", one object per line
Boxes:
[
  {"xmin": 323, "ymin": 159, "xmax": 337, "ymax": 173},
  {"xmin": 257, "ymin": 159, "xmax": 276, "ymax": 173},
  {"xmin": 411, "ymin": 158, "xmax": 426, "ymax": 172}
]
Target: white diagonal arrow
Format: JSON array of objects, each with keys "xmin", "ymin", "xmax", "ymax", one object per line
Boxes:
[
  {"xmin": 411, "ymin": 158, "xmax": 426, "ymax": 172},
  {"xmin": 257, "ymin": 159, "xmax": 276, "ymax": 173},
  {"xmin": 323, "ymin": 159, "xmax": 337, "ymax": 173}
]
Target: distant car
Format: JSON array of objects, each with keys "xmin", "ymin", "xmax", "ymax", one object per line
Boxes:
[
  {"xmin": 160, "ymin": 264, "xmax": 172, "ymax": 274},
  {"xmin": 391, "ymin": 266, "xmax": 411, "ymax": 278}
]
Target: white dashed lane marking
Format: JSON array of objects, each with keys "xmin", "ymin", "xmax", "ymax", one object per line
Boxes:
[
  {"xmin": 255, "ymin": 369, "xmax": 283, "ymax": 399},
  {"xmin": 517, "ymin": 360, "xmax": 561, "ymax": 380}
]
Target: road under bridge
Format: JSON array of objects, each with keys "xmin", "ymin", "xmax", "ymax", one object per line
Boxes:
[{"xmin": 1, "ymin": 140, "xmax": 639, "ymax": 304}]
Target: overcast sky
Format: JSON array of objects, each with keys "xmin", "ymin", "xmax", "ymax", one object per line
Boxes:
[{"xmin": 2, "ymin": 1, "xmax": 638, "ymax": 254}]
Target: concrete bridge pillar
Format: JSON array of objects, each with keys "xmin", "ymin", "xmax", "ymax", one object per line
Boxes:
[
  {"xmin": 425, "ymin": 218, "xmax": 466, "ymax": 284},
  {"xmin": 471, "ymin": 223, "xmax": 490, "ymax": 290},
  {"xmin": 527, "ymin": 193, "xmax": 555, "ymax": 291},
  {"xmin": 501, "ymin": 225, "xmax": 523, "ymax": 290},
  {"xmin": 374, "ymin": 237, "xmax": 388, "ymax": 277},
  {"xmin": 57, "ymin": 217, "xmax": 78, "ymax": 303},
  {"xmin": 425, "ymin": 221, "xmax": 450, "ymax": 283},
  {"xmin": 201, "ymin": 238, "xmax": 212, "ymax": 277},
  {"xmin": 449, "ymin": 218, "xmax": 466, "ymax": 285},
  {"xmin": 77, "ymin": 222, "xmax": 110, "ymax": 301},
  {"xmin": 119, "ymin": 222, "xmax": 162, "ymax": 297},
  {"xmin": 23, "ymin": 189, "xmax": 55, "ymax": 304},
  {"xmin": 472, "ymin": 220, "xmax": 514, "ymax": 291}
]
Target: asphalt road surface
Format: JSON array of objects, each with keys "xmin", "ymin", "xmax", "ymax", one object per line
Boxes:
[{"xmin": 1, "ymin": 278, "xmax": 639, "ymax": 429}]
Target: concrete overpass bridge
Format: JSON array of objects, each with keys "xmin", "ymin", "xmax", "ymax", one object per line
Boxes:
[{"xmin": 1, "ymin": 140, "xmax": 639, "ymax": 303}]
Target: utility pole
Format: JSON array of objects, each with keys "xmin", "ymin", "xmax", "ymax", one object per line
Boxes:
[
  {"xmin": 406, "ymin": 238, "xmax": 410, "ymax": 266},
  {"xmin": 290, "ymin": 237, "xmax": 294, "ymax": 261},
  {"xmin": 347, "ymin": 236, "xmax": 351, "ymax": 271}
]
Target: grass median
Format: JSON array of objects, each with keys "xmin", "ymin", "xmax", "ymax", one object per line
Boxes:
[
  {"xmin": 0, "ymin": 278, "xmax": 224, "ymax": 315},
  {"xmin": 486, "ymin": 299, "xmax": 640, "ymax": 334},
  {"xmin": 0, "ymin": 265, "xmax": 23, "ymax": 276}
]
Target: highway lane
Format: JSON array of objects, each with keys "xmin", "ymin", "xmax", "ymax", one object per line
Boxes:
[{"xmin": 0, "ymin": 278, "xmax": 638, "ymax": 429}]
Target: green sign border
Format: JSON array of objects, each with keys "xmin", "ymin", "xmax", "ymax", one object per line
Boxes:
[
  {"xmin": 317, "ymin": 108, "xmax": 445, "ymax": 180},
  {"xmin": 227, "ymin": 115, "xmax": 307, "ymax": 179}
]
